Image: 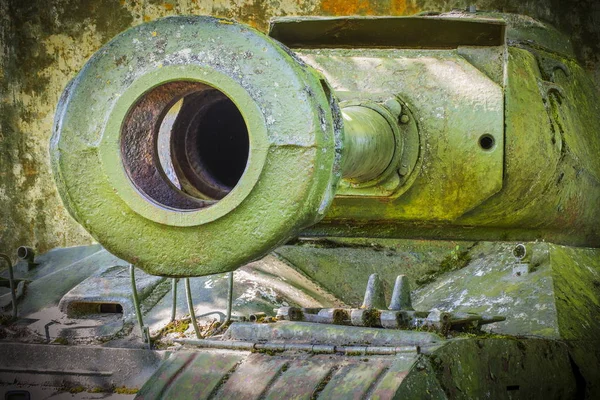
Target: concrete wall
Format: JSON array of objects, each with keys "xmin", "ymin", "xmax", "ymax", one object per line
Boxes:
[{"xmin": 1, "ymin": 0, "xmax": 599, "ymax": 257}]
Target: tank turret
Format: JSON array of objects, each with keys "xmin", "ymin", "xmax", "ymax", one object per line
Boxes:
[{"xmin": 51, "ymin": 15, "xmax": 600, "ymax": 278}]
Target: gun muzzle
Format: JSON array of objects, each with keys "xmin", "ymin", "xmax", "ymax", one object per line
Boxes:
[{"xmin": 51, "ymin": 16, "xmax": 399, "ymax": 276}]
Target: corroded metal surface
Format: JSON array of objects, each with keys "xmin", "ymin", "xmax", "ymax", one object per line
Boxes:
[
  {"xmin": 340, "ymin": 105, "xmax": 396, "ymax": 181},
  {"xmin": 133, "ymin": 335, "xmax": 580, "ymax": 399},
  {"xmin": 135, "ymin": 350, "xmax": 420, "ymax": 400},
  {"xmin": 224, "ymin": 321, "xmax": 443, "ymax": 347},
  {"xmin": 0, "ymin": 241, "xmax": 597, "ymax": 397},
  {"xmin": 276, "ymin": 273, "xmax": 504, "ymax": 333},
  {"xmin": 0, "ymin": 342, "xmax": 168, "ymax": 390},
  {"xmin": 58, "ymin": 265, "xmax": 164, "ymax": 321},
  {"xmin": 3, "ymin": 0, "xmax": 600, "ymax": 264},
  {"xmin": 301, "ymin": 25, "xmax": 600, "ymax": 246},
  {"xmin": 28, "ymin": 10, "xmax": 600, "ymax": 399}
]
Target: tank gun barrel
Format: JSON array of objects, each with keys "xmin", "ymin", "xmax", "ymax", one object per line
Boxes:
[{"xmin": 51, "ymin": 15, "xmax": 600, "ymax": 276}]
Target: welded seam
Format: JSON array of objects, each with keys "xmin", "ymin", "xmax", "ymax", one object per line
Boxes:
[
  {"xmin": 257, "ymin": 361, "xmax": 290, "ymax": 399},
  {"xmin": 155, "ymin": 352, "xmax": 199, "ymax": 400},
  {"xmin": 206, "ymin": 359, "xmax": 245, "ymax": 400},
  {"xmin": 310, "ymin": 365, "xmax": 339, "ymax": 400},
  {"xmin": 362, "ymin": 364, "xmax": 391, "ymax": 400}
]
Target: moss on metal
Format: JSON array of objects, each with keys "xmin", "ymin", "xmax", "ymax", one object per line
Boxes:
[
  {"xmin": 279, "ymin": 239, "xmax": 600, "ymax": 344},
  {"xmin": 413, "ymin": 241, "xmax": 561, "ymax": 338},
  {"xmin": 50, "ymin": 16, "xmax": 342, "ymax": 276},
  {"xmin": 2, "ymin": 0, "xmax": 600, "ymax": 260},
  {"xmin": 551, "ymin": 246, "xmax": 600, "ymax": 397},
  {"xmin": 416, "ymin": 248, "xmax": 472, "ymax": 286},
  {"xmin": 294, "ymin": 21, "xmax": 600, "ymax": 247},
  {"xmin": 426, "ymin": 338, "xmax": 579, "ymax": 398},
  {"xmin": 275, "ymin": 238, "xmax": 476, "ymax": 306}
]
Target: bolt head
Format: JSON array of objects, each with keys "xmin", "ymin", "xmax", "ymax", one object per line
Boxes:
[{"xmin": 400, "ymin": 114, "xmax": 410, "ymax": 124}]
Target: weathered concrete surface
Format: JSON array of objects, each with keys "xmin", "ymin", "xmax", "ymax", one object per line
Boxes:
[{"xmin": 1, "ymin": 0, "xmax": 599, "ymax": 260}]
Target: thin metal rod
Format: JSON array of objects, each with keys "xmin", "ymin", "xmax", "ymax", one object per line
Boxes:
[
  {"xmin": 44, "ymin": 320, "xmax": 58, "ymax": 343},
  {"xmin": 0, "ymin": 254, "xmax": 17, "ymax": 319},
  {"xmin": 226, "ymin": 271, "xmax": 233, "ymax": 323},
  {"xmin": 170, "ymin": 279, "xmax": 178, "ymax": 322},
  {"xmin": 174, "ymin": 338, "xmax": 420, "ymax": 355},
  {"xmin": 185, "ymin": 278, "xmax": 201, "ymax": 339},
  {"xmin": 129, "ymin": 264, "xmax": 146, "ymax": 341},
  {"xmin": 219, "ymin": 271, "xmax": 234, "ymax": 329}
]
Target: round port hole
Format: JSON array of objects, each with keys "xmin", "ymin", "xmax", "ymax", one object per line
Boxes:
[{"xmin": 479, "ymin": 134, "xmax": 495, "ymax": 151}]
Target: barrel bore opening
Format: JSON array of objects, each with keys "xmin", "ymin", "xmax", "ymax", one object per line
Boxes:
[{"xmin": 121, "ymin": 81, "xmax": 250, "ymax": 211}]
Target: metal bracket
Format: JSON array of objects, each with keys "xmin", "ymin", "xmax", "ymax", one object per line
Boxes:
[{"xmin": 277, "ymin": 273, "xmax": 505, "ymax": 334}]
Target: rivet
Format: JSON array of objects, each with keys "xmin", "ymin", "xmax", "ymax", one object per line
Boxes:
[
  {"xmin": 400, "ymin": 114, "xmax": 410, "ymax": 124},
  {"xmin": 384, "ymin": 98, "xmax": 402, "ymax": 117}
]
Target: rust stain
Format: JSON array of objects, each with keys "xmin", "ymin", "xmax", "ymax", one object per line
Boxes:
[
  {"xmin": 319, "ymin": 0, "xmax": 419, "ymax": 16},
  {"xmin": 22, "ymin": 162, "xmax": 38, "ymax": 177},
  {"xmin": 115, "ymin": 55, "xmax": 127, "ymax": 66},
  {"xmin": 163, "ymin": 3, "xmax": 174, "ymax": 11},
  {"xmin": 246, "ymin": 20, "xmax": 261, "ymax": 29},
  {"xmin": 320, "ymin": 0, "xmax": 377, "ymax": 15},
  {"xmin": 390, "ymin": 0, "xmax": 420, "ymax": 15}
]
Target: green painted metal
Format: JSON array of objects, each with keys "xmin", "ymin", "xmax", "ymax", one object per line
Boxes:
[
  {"xmin": 0, "ymin": 254, "xmax": 17, "ymax": 319},
  {"xmin": 130, "ymin": 265, "xmax": 146, "ymax": 341},
  {"xmin": 427, "ymin": 338, "xmax": 579, "ymax": 399},
  {"xmin": 275, "ymin": 238, "xmax": 476, "ymax": 306},
  {"xmin": 224, "ymin": 320, "xmax": 442, "ymax": 347},
  {"xmin": 134, "ymin": 334, "xmax": 582, "ymax": 399},
  {"xmin": 170, "ymin": 279, "xmax": 177, "ymax": 323},
  {"xmin": 135, "ymin": 351, "xmax": 243, "ymax": 400},
  {"xmin": 300, "ymin": 34, "xmax": 600, "ymax": 247},
  {"xmin": 184, "ymin": 277, "xmax": 201, "ymax": 339},
  {"xmin": 336, "ymin": 96, "xmax": 421, "ymax": 197},
  {"xmin": 51, "ymin": 13, "xmax": 600, "ymax": 280},
  {"xmin": 277, "ymin": 238, "xmax": 599, "ymax": 397},
  {"xmin": 340, "ymin": 105, "xmax": 396, "ymax": 181},
  {"xmin": 50, "ymin": 16, "xmax": 343, "ymax": 277},
  {"xmin": 276, "ymin": 34, "xmax": 506, "ymax": 222}
]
